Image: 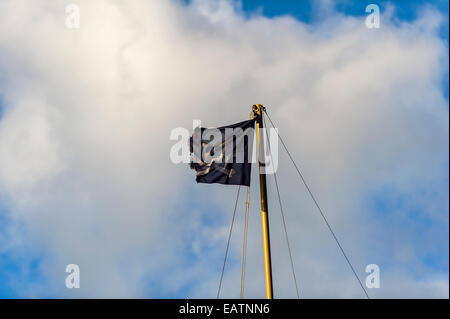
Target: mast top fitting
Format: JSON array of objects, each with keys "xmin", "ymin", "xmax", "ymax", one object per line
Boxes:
[{"xmin": 251, "ymin": 104, "xmax": 265, "ymax": 119}]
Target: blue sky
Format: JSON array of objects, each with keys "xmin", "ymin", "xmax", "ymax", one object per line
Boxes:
[
  {"xmin": 0, "ymin": 0, "xmax": 448, "ymax": 298},
  {"xmin": 240, "ymin": 0, "xmax": 449, "ymax": 96},
  {"xmin": 242, "ymin": 0, "xmax": 448, "ymax": 24}
]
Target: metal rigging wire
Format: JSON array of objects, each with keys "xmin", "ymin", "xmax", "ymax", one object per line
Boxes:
[
  {"xmin": 263, "ymin": 109, "xmax": 370, "ymax": 299},
  {"xmin": 217, "ymin": 185, "xmax": 241, "ymax": 299},
  {"xmin": 263, "ymin": 115, "xmax": 301, "ymax": 299}
]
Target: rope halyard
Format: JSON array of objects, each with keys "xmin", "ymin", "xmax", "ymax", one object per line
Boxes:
[{"xmin": 240, "ymin": 186, "xmax": 250, "ymax": 298}]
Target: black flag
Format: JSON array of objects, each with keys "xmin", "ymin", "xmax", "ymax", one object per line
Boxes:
[{"xmin": 190, "ymin": 119, "xmax": 255, "ymax": 186}]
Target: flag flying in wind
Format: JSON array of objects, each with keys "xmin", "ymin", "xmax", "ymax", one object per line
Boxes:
[{"xmin": 190, "ymin": 119, "xmax": 256, "ymax": 186}]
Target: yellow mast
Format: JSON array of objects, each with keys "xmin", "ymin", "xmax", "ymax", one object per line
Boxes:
[{"xmin": 252, "ymin": 104, "xmax": 274, "ymax": 299}]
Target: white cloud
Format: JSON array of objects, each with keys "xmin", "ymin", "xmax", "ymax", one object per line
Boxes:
[{"xmin": 0, "ymin": 0, "xmax": 448, "ymax": 297}]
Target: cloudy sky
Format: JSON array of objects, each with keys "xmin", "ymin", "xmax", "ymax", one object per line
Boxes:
[{"xmin": 0, "ymin": 0, "xmax": 448, "ymax": 298}]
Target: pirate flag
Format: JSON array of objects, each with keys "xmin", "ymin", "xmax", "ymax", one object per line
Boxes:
[{"xmin": 190, "ymin": 119, "xmax": 256, "ymax": 186}]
